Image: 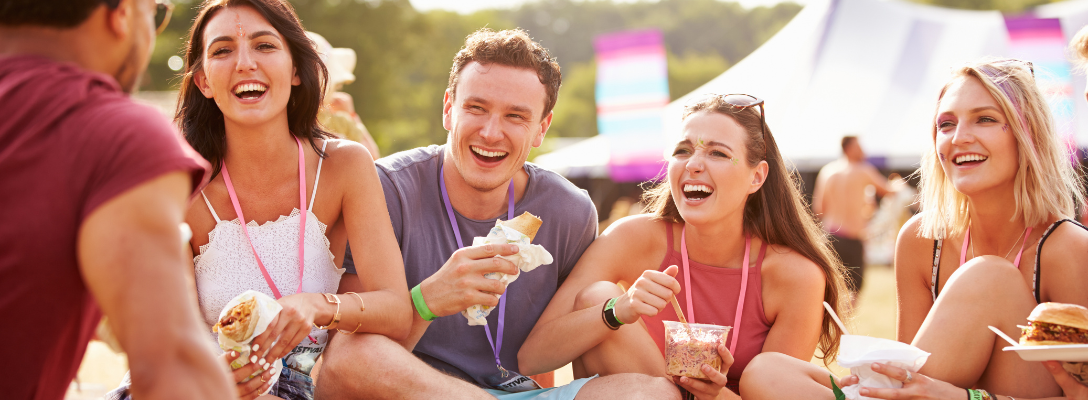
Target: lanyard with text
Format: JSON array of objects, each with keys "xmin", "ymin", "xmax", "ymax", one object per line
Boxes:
[
  {"xmin": 440, "ymin": 167, "xmax": 515, "ymax": 375},
  {"xmin": 679, "ymin": 227, "xmax": 748, "ymax": 356},
  {"xmin": 221, "ymin": 136, "xmax": 307, "ymax": 299}
]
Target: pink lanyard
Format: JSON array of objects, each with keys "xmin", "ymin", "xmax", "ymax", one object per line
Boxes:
[
  {"xmin": 959, "ymin": 226, "xmax": 1032, "ymax": 268},
  {"xmin": 680, "ymin": 227, "xmax": 749, "ymax": 356},
  {"xmin": 220, "ymin": 136, "xmax": 308, "ymax": 299}
]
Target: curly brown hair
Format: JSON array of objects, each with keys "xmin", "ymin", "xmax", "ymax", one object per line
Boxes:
[{"xmin": 447, "ymin": 28, "xmax": 562, "ymax": 119}]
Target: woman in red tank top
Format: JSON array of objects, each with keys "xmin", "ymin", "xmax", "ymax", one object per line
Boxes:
[{"xmin": 520, "ymin": 94, "xmax": 849, "ymax": 398}]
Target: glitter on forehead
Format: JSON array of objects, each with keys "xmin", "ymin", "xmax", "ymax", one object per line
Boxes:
[{"xmin": 235, "ymin": 13, "xmax": 245, "ymax": 38}]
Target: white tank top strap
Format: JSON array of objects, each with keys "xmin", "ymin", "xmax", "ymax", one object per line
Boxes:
[
  {"xmin": 200, "ymin": 191, "xmax": 222, "ymax": 223},
  {"xmin": 308, "ymin": 140, "xmax": 329, "ymax": 212}
]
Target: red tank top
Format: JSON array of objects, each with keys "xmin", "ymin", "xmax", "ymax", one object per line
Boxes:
[{"xmin": 642, "ymin": 222, "xmax": 772, "ymax": 389}]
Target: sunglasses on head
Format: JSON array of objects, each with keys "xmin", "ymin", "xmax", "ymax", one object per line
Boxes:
[
  {"xmin": 698, "ymin": 93, "xmax": 768, "ymax": 143},
  {"xmin": 102, "ymin": 0, "xmax": 174, "ymax": 35}
]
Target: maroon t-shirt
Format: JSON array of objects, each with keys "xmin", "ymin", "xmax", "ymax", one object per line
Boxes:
[{"xmin": 0, "ymin": 55, "xmax": 209, "ymax": 400}]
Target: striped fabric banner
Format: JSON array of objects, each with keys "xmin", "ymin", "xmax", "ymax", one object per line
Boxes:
[
  {"xmin": 594, "ymin": 29, "xmax": 670, "ymax": 182},
  {"xmin": 1004, "ymin": 16, "xmax": 1078, "ymax": 155}
]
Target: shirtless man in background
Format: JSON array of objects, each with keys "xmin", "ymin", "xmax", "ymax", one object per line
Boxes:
[{"xmin": 812, "ymin": 135, "xmax": 898, "ymax": 303}]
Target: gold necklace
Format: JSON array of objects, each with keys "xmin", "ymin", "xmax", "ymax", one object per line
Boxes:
[{"xmin": 970, "ymin": 227, "xmax": 1028, "ymax": 260}]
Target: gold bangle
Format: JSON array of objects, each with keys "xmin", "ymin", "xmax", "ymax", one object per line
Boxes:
[
  {"xmin": 345, "ymin": 291, "xmax": 365, "ymax": 312},
  {"xmin": 336, "ymin": 292, "xmax": 364, "ymax": 334},
  {"xmin": 337, "ymin": 323, "xmax": 363, "ymax": 334},
  {"xmin": 313, "ymin": 293, "xmax": 341, "ymax": 330}
]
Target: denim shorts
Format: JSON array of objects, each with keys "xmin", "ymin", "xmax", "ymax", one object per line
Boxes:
[{"xmin": 105, "ymin": 366, "xmax": 314, "ymax": 400}]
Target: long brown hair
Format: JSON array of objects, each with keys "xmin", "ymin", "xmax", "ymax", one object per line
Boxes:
[
  {"xmin": 176, "ymin": 0, "xmax": 332, "ymax": 180},
  {"xmin": 643, "ymin": 95, "xmax": 849, "ymax": 363}
]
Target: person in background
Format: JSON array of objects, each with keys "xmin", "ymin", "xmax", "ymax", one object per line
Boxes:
[
  {"xmin": 307, "ymin": 31, "xmax": 381, "ymax": 158},
  {"xmin": 316, "ymin": 28, "xmax": 679, "ymax": 399},
  {"xmin": 0, "ymin": 0, "xmax": 234, "ymax": 399},
  {"xmin": 811, "ymin": 135, "xmax": 900, "ymax": 303}
]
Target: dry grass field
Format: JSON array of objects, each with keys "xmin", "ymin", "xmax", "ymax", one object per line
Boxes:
[{"xmin": 64, "ymin": 266, "xmax": 897, "ymax": 398}]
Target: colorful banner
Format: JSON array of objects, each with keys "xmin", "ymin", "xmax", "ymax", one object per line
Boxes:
[
  {"xmin": 594, "ymin": 29, "xmax": 670, "ymax": 182},
  {"xmin": 1004, "ymin": 16, "xmax": 1078, "ymax": 155}
]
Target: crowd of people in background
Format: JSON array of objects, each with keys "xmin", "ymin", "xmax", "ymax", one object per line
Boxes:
[{"xmin": 4, "ymin": 0, "xmax": 1088, "ymax": 399}]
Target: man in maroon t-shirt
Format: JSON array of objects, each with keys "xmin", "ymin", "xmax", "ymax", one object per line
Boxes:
[{"xmin": 0, "ymin": 1, "xmax": 234, "ymax": 399}]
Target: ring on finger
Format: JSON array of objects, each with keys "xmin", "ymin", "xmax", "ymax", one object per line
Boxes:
[
  {"xmin": 903, "ymin": 371, "xmax": 913, "ymax": 384},
  {"xmin": 260, "ymin": 375, "xmax": 267, "ymax": 383}
]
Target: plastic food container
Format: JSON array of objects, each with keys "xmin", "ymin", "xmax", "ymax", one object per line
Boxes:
[{"xmin": 664, "ymin": 321, "xmax": 730, "ymax": 379}]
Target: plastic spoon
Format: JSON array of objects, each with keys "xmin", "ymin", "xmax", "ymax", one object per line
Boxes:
[
  {"xmin": 823, "ymin": 301, "xmax": 851, "ymax": 335},
  {"xmin": 988, "ymin": 325, "xmax": 1019, "ymax": 347}
]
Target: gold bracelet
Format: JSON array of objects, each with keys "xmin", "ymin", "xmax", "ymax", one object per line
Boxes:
[
  {"xmin": 334, "ymin": 292, "xmax": 364, "ymax": 334},
  {"xmin": 345, "ymin": 291, "xmax": 365, "ymax": 312},
  {"xmin": 337, "ymin": 323, "xmax": 363, "ymax": 334},
  {"xmin": 313, "ymin": 293, "xmax": 341, "ymax": 330}
]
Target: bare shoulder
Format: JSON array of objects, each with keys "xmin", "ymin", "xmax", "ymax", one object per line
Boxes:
[
  {"xmin": 317, "ymin": 138, "xmax": 377, "ymax": 178},
  {"xmin": 761, "ymin": 243, "xmax": 825, "ymax": 291},
  {"xmin": 598, "ymin": 214, "xmax": 665, "ymax": 251},
  {"xmin": 1040, "ymin": 220, "xmax": 1088, "ymax": 276},
  {"xmin": 896, "ymin": 212, "xmax": 932, "ymax": 253}
]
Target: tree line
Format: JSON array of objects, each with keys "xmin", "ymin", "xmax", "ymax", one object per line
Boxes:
[{"xmin": 145, "ymin": 0, "xmax": 1061, "ymax": 155}]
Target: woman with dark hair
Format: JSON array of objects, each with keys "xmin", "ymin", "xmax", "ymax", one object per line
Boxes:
[
  {"xmin": 105, "ymin": 0, "xmax": 410, "ymax": 399},
  {"xmin": 518, "ymin": 94, "xmax": 849, "ymax": 399}
]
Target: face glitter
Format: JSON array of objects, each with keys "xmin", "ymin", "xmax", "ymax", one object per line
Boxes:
[{"xmin": 235, "ymin": 13, "xmax": 245, "ymax": 38}]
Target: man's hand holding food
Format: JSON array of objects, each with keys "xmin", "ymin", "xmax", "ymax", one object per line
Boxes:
[{"xmin": 419, "ymin": 243, "xmax": 521, "ymax": 318}]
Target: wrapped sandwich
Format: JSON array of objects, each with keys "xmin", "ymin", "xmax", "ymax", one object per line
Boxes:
[
  {"xmin": 1019, "ymin": 302, "xmax": 1088, "ymax": 384},
  {"xmin": 462, "ymin": 212, "xmax": 554, "ymax": 326},
  {"xmin": 213, "ymin": 290, "xmax": 284, "ymax": 388}
]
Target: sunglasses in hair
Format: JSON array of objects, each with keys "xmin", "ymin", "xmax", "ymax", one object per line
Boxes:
[
  {"xmin": 698, "ymin": 93, "xmax": 768, "ymax": 143},
  {"xmin": 102, "ymin": 0, "xmax": 174, "ymax": 35}
]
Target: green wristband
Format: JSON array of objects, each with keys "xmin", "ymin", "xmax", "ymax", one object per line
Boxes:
[{"xmin": 411, "ymin": 284, "xmax": 437, "ymax": 321}]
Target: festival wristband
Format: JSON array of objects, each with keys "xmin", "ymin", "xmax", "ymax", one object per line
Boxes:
[
  {"xmin": 967, "ymin": 389, "xmax": 994, "ymax": 400},
  {"xmin": 411, "ymin": 284, "xmax": 437, "ymax": 321},
  {"xmin": 603, "ymin": 297, "xmax": 624, "ymax": 329}
]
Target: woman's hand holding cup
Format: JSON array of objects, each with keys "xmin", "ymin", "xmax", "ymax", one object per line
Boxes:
[{"xmin": 674, "ymin": 342, "xmax": 737, "ymax": 400}]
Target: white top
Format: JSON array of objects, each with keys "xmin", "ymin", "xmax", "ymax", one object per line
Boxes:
[{"xmin": 194, "ymin": 141, "xmax": 344, "ymax": 373}]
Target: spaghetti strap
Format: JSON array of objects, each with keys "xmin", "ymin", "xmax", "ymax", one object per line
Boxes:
[
  {"xmin": 308, "ymin": 140, "xmax": 329, "ymax": 212},
  {"xmin": 931, "ymin": 239, "xmax": 943, "ymax": 301},
  {"xmin": 1034, "ymin": 219, "xmax": 1087, "ymax": 304},
  {"xmin": 201, "ymin": 191, "xmax": 222, "ymax": 223},
  {"xmin": 754, "ymin": 241, "xmax": 768, "ymax": 267}
]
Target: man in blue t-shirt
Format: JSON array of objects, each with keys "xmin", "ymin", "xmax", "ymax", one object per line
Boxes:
[{"xmin": 317, "ymin": 28, "xmax": 678, "ymax": 399}]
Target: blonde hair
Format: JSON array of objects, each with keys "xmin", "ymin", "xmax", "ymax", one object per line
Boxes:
[
  {"xmin": 643, "ymin": 96, "xmax": 849, "ymax": 364},
  {"xmin": 1070, "ymin": 25, "xmax": 1088, "ymax": 72},
  {"xmin": 917, "ymin": 59, "xmax": 1084, "ymax": 239}
]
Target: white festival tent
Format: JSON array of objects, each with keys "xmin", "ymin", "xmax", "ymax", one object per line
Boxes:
[{"xmin": 537, "ymin": 0, "xmax": 1088, "ymax": 176}]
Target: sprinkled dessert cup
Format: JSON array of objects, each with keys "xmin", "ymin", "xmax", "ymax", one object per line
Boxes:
[{"xmin": 664, "ymin": 321, "xmax": 730, "ymax": 379}]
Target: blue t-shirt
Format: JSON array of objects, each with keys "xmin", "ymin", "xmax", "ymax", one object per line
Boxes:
[{"xmin": 343, "ymin": 145, "xmax": 597, "ymax": 387}]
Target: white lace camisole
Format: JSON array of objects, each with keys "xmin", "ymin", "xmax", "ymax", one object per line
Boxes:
[{"xmin": 194, "ymin": 141, "xmax": 344, "ymax": 374}]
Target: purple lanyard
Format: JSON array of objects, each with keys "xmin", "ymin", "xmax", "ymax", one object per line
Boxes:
[{"xmin": 439, "ymin": 166, "xmax": 515, "ymax": 373}]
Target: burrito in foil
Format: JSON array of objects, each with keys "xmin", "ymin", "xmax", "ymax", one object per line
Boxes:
[
  {"xmin": 213, "ymin": 290, "xmax": 284, "ymax": 390},
  {"xmin": 462, "ymin": 212, "xmax": 553, "ymax": 326}
]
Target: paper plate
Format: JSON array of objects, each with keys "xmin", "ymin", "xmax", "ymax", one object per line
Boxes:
[{"xmin": 1003, "ymin": 344, "xmax": 1088, "ymax": 362}]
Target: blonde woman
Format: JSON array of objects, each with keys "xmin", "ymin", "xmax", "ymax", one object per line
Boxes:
[{"xmin": 741, "ymin": 59, "xmax": 1088, "ymax": 400}]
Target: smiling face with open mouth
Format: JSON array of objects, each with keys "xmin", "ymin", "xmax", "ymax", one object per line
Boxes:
[
  {"xmin": 195, "ymin": 5, "xmax": 299, "ymax": 128},
  {"xmin": 935, "ymin": 75, "xmax": 1019, "ymax": 197},
  {"xmin": 668, "ymin": 111, "xmax": 766, "ymax": 226},
  {"xmin": 442, "ymin": 62, "xmax": 551, "ymax": 192}
]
